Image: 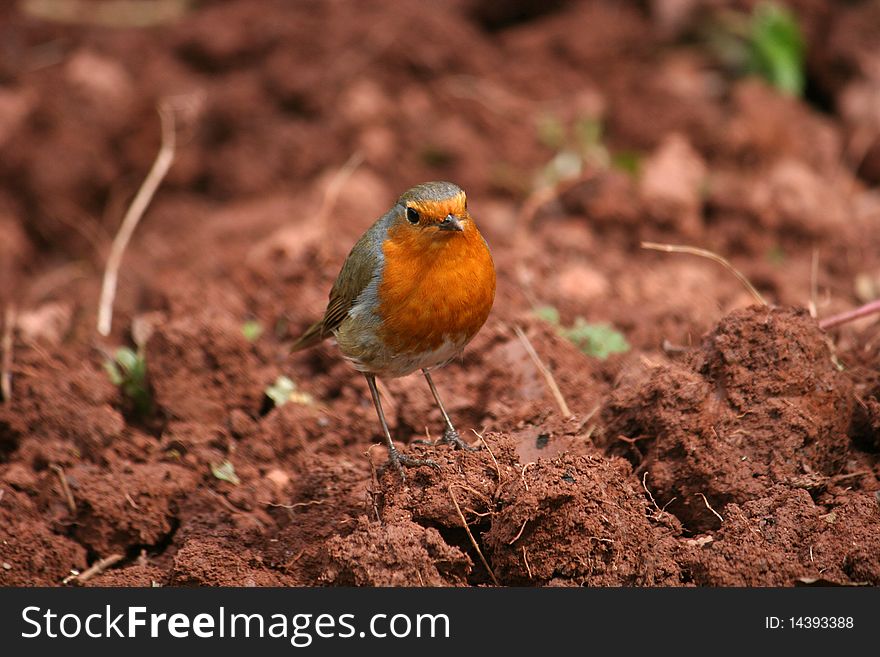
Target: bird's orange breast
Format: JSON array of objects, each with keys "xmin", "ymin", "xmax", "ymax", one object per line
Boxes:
[{"xmin": 377, "ymin": 221, "xmax": 496, "ymax": 356}]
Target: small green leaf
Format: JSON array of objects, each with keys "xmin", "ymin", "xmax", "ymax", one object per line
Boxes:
[
  {"xmin": 534, "ymin": 305, "xmax": 561, "ymax": 325},
  {"xmin": 211, "ymin": 460, "xmax": 240, "ymax": 486},
  {"xmin": 241, "ymin": 320, "xmax": 263, "ymax": 342},
  {"xmin": 115, "ymin": 347, "xmax": 139, "ymax": 374},
  {"xmin": 706, "ymin": 2, "xmax": 805, "ymax": 97},
  {"xmin": 103, "ymin": 360, "xmax": 124, "ymax": 386},
  {"xmin": 611, "ymin": 151, "xmax": 642, "ymax": 176},
  {"xmin": 746, "ymin": 2, "xmax": 805, "ymax": 96},
  {"xmin": 104, "ymin": 346, "xmax": 151, "ymax": 417},
  {"xmin": 560, "ymin": 320, "xmax": 630, "ymax": 360}
]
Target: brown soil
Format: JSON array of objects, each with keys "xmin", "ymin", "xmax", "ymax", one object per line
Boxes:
[{"xmin": 1, "ymin": 0, "xmax": 879, "ymax": 587}]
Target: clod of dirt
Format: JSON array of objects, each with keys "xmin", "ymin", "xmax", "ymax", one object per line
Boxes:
[
  {"xmin": 680, "ymin": 487, "xmax": 880, "ymax": 586},
  {"xmin": 604, "ymin": 306, "xmax": 853, "ymax": 532},
  {"xmin": 484, "ymin": 452, "xmax": 681, "ymax": 586},
  {"xmin": 821, "ymin": 494, "xmax": 880, "ymax": 584},
  {"xmin": 723, "ymin": 80, "xmax": 842, "ymax": 174},
  {"xmin": 373, "ymin": 434, "xmax": 519, "ymax": 585},
  {"xmin": 145, "ymin": 315, "xmax": 265, "ymax": 424},
  {"xmin": 169, "ymin": 536, "xmax": 283, "ymax": 586},
  {"xmin": 64, "ymin": 50, "xmax": 136, "ymax": 133},
  {"xmin": 65, "ymin": 462, "xmax": 199, "ymax": 555},
  {"xmin": 0, "ymin": 89, "xmax": 33, "ymax": 149},
  {"xmin": 378, "ymin": 433, "xmax": 519, "ymax": 529},
  {"xmin": 698, "ymin": 306, "xmax": 852, "ymax": 469},
  {"xmin": 85, "ymin": 563, "xmax": 167, "ymax": 587},
  {"xmin": 0, "ymin": 489, "xmax": 86, "ymax": 586},
  {"xmin": 4, "ymin": 348, "xmax": 125, "ymax": 459},
  {"xmin": 749, "ymin": 159, "xmax": 851, "ymax": 237},
  {"xmin": 320, "ymin": 517, "xmax": 472, "ymax": 586},
  {"xmin": 257, "ymin": 455, "xmax": 372, "ymax": 585},
  {"xmin": 561, "ymin": 170, "xmax": 642, "ymax": 232},
  {"xmin": 639, "ymin": 133, "xmax": 707, "ymax": 238}
]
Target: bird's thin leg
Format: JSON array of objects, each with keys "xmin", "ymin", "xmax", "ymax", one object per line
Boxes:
[
  {"xmin": 365, "ymin": 374, "xmax": 438, "ymax": 479},
  {"xmin": 422, "ymin": 368, "xmax": 478, "ymax": 451}
]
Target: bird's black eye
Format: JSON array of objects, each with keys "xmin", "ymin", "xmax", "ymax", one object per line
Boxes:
[{"xmin": 405, "ymin": 207, "xmax": 420, "ymax": 224}]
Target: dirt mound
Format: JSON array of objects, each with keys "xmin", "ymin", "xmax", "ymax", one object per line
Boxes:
[
  {"xmin": 485, "ymin": 453, "xmax": 681, "ymax": 586},
  {"xmin": 0, "ymin": 488, "xmax": 86, "ymax": 586},
  {"xmin": 319, "ymin": 517, "xmax": 472, "ymax": 587},
  {"xmin": 681, "ymin": 487, "xmax": 880, "ymax": 586},
  {"xmin": 146, "ymin": 314, "xmax": 267, "ymax": 424},
  {"xmin": 170, "ymin": 536, "xmax": 284, "ymax": 586},
  {"xmin": 2, "ymin": 346, "xmax": 125, "ymax": 460},
  {"xmin": 603, "ymin": 306, "xmax": 853, "ymax": 531},
  {"xmin": 65, "ymin": 462, "xmax": 199, "ymax": 556}
]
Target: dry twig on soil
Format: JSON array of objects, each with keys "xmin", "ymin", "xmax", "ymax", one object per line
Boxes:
[
  {"xmin": 449, "ymin": 485, "xmax": 499, "ymax": 586},
  {"xmin": 508, "ymin": 519, "xmax": 528, "ymax": 545},
  {"xmin": 695, "ymin": 492, "xmax": 724, "ymax": 524},
  {"xmin": 819, "ymin": 299, "xmax": 880, "ymax": 331},
  {"xmin": 70, "ymin": 554, "xmax": 124, "ymax": 584},
  {"xmin": 513, "ymin": 325, "xmax": 573, "ymax": 418},
  {"xmin": 97, "ymin": 101, "xmax": 177, "ymax": 336},
  {"xmin": 642, "ymin": 471, "xmax": 677, "ymax": 521},
  {"xmin": 520, "ymin": 462, "xmax": 534, "ymax": 492},
  {"xmin": 472, "ymin": 429, "xmax": 501, "ymax": 483},
  {"xmin": 364, "ymin": 444, "xmax": 383, "ymax": 523},
  {"xmin": 1, "ymin": 304, "xmax": 15, "ymax": 403},
  {"xmin": 522, "ymin": 546, "xmax": 533, "ymax": 579},
  {"xmin": 641, "ymin": 242, "xmax": 767, "ymax": 307},
  {"xmin": 50, "ymin": 464, "xmax": 77, "ymax": 515},
  {"xmin": 809, "ymin": 248, "xmax": 819, "ymax": 318}
]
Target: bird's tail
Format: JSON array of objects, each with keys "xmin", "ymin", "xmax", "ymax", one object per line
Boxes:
[{"xmin": 289, "ymin": 320, "xmax": 326, "ymax": 353}]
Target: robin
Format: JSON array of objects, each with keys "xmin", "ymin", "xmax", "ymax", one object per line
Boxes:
[{"xmin": 291, "ymin": 181, "xmax": 496, "ymax": 477}]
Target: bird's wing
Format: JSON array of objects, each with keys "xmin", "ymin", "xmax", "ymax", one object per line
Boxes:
[
  {"xmin": 290, "ymin": 227, "xmax": 381, "ymax": 353},
  {"xmin": 321, "ymin": 239, "xmax": 378, "ymax": 335}
]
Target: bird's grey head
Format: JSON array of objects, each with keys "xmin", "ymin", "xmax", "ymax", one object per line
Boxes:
[
  {"xmin": 398, "ymin": 181, "xmax": 464, "ymax": 205},
  {"xmin": 395, "ymin": 181, "xmax": 468, "ymax": 233}
]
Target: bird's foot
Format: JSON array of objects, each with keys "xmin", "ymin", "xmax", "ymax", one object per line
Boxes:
[
  {"xmin": 438, "ymin": 426, "xmax": 480, "ymax": 452},
  {"xmin": 412, "ymin": 427, "xmax": 479, "ymax": 451},
  {"xmin": 384, "ymin": 447, "xmax": 441, "ymax": 481}
]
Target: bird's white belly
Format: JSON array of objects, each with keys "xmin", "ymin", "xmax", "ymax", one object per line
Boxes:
[{"xmin": 340, "ymin": 332, "xmax": 468, "ymax": 378}]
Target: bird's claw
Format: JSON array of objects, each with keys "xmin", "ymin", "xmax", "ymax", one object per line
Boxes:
[
  {"xmin": 412, "ymin": 427, "xmax": 480, "ymax": 451},
  {"xmin": 439, "ymin": 427, "xmax": 480, "ymax": 452},
  {"xmin": 385, "ymin": 447, "xmax": 442, "ymax": 480}
]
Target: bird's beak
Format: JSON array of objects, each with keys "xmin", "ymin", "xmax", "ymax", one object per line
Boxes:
[{"xmin": 438, "ymin": 214, "xmax": 464, "ymax": 232}]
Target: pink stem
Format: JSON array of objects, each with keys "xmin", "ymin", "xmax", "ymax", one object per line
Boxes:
[{"xmin": 819, "ymin": 299, "xmax": 880, "ymax": 330}]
